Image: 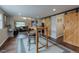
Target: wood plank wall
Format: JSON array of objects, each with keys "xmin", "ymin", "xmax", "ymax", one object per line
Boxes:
[{"xmin": 42, "ymin": 17, "xmax": 51, "ymax": 36}]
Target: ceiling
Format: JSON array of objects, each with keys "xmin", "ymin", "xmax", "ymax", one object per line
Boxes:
[{"xmin": 0, "ymin": 5, "xmax": 79, "ymax": 18}]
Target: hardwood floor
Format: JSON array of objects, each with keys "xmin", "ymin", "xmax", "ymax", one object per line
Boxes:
[
  {"xmin": 0, "ymin": 33, "xmax": 76, "ymax": 53},
  {"xmin": 57, "ymin": 36, "xmax": 79, "ymax": 53},
  {"xmin": 0, "ymin": 37, "xmax": 16, "ymax": 53}
]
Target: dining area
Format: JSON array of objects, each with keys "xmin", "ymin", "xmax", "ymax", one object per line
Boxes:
[
  {"xmin": 16, "ymin": 24, "xmax": 49, "ymax": 53},
  {"xmin": 16, "ymin": 29, "xmax": 75, "ymax": 53}
]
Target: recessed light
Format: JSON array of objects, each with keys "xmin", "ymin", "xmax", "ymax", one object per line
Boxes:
[{"xmin": 53, "ymin": 8, "xmax": 56, "ymax": 11}]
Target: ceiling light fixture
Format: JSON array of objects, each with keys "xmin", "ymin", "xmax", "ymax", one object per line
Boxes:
[{"xmin": 53, "ymin": 8, "xmax": 56, "ymax": 11}]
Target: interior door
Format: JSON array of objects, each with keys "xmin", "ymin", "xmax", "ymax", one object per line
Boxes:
[
  {"xmin": 64, "ymin": 11, "xmax": 79, "ymax": 47},
  {"xmin": 64, "ymin": 12, "xmax": 73, "ymax": 44},
  {"xmin": 77, "ymin": 12, "xmax": 79, "ymax": 46}
]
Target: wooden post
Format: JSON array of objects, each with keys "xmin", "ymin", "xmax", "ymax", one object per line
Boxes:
[
  {"xmin": 36, "ymin": 28, "xmax": 39, "ymax": 53},
  {"xmin": 46, "ymin": 27, "xmax": 48, "ymax": 49}
]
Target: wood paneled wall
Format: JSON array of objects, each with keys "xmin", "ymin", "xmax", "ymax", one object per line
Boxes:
[
  {"xmin": 64, "ymin": 10, "xmax": 79, "ymax": 47},
  {"xmin": 42, "ymin": 17, "xmax": 51, "ymax": 36}
]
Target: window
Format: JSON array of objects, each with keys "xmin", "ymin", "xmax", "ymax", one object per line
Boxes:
[
  {"xmin": 0, "ymin": 14, "xmax": 3, "ymax": 29},
  {"xmin": 16, "ymin": 22, "xmax": 26, "ymax": 27}
]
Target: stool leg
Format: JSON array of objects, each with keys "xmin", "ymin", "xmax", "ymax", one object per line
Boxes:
[
  {"xmin": 28, "ymin": 36, "xmax": 31, "ymax": 51},
  {"xmin": 34, "ymin": 36, "xmax": 36, "ymax": 44}
]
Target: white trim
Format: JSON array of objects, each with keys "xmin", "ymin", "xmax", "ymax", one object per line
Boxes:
[
  {"xmin": 0, "ymin": 36, "xmax": 8, "ymax": 47},
  {"xmin": 50, "ymin": 34, "xmax": 63, "ymax": 39},
  {"xmin": 57, "ymin": 35, "xmax": 63, "ymax": 39}
]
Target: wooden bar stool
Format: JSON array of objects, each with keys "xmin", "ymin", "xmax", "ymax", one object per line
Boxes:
[{"xmin": 28, "ymin": 31, "xmax": 36, "ymax": 51}]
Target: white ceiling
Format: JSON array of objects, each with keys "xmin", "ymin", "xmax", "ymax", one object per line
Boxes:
[{"xmin": 0, "ymin": 5, "xmax": 79, "ymax": 18}]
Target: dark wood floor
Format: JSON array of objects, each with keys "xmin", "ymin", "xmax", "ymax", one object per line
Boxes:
[
  {"xmin": 57, "ymin": 36, "xmax": 79, "ymax": 53},
  {"xmin": 0, "ymin": 37, "xmax": 16, "ymax": 53},
  {"xmin": 0, "ymin": 34, "xmax": 79, "ymax": 53}
]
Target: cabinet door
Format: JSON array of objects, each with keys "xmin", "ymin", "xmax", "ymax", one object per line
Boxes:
[{"xmin": 64, "ymin": 11, "xmax": 78, "ymax": 47}]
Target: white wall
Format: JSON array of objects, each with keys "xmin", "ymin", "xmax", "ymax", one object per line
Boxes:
[
  {"xmin": 51, "ymin": 16, "xmax": 57, "ymax": 39},
  {"xmin": 0, "ymin": 9, "xmax": 9, "ymax": 47},
  {"xmin": 9, "ymin": 16, "xmax": 15, "ymax": 29},
  {"xmin": 0, "ymin": 28, "xmax": 8, "ymax": 47},
  {"xmin": 51, "ymin": 14, "xmax": 64, "ymax": 39},
  {"xmin": 56, "ymin": 14, "xmax": 64, "ymax": 38}
]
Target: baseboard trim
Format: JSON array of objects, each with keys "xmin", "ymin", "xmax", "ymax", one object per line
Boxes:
[
  {"xmin": 57, "ymin": 35, "xmax": 63, "ymax": 39},
  {"xmin": 0, "ymin": 36, "xmax": 9, "ymax": 47}
]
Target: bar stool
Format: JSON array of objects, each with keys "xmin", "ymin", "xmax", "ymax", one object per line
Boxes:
[{"xmin": 28, "ymin": 30, "xmax": 36, "ymax": 51}]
